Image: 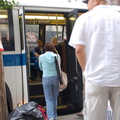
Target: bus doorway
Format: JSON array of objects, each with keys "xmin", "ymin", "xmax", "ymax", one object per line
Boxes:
[
  {"xmin": 24, "ymin": 7, "xmax": 87, "ymax": 114},
  {"xmin": 65, "ymin": 9, "xmax": 83, "ymax": 111},
  {"xmin": 65, "ymin": 8, "xmax": 88, "ymax": 111}
]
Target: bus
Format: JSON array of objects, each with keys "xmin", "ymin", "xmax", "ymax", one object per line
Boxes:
[{"xmin": 1, "ymin": 5, "xmax": 87, "ymax": 114}]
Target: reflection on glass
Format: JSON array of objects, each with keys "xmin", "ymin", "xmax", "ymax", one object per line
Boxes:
[
  {"xmin": 0, "ymin": 10, "xmax": 10, "ymax": 47},
  {"xmin": 45, "ymin": 25, "xmax": 66, "ymax": 42}
]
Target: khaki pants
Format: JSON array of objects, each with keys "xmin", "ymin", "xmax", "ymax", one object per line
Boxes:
[{"xmin": 84, "ymin": 80, "xmax": 120, "ymax": 120}]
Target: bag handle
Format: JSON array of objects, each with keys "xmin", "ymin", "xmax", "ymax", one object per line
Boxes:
[
  {"xmin": 54, "ymin": 47, "xmax": 59, "ymax": 54},
  {"xmin": 38, "ymin": 105, "xmax": 48, "ymax": 120}
]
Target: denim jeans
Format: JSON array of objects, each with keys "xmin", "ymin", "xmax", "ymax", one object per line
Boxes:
[{"xmin": 43, "ymin": 76, "xmax": 59, "ymax": 120}]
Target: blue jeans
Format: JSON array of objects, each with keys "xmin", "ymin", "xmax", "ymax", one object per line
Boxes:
[{"xmin": 43, "ymin": 76, "xmax": 59, "ymax": 120}]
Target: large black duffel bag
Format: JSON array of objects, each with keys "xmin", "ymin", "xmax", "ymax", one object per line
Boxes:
[{"xmin": 6, "ymin": 101, "xmax": 44, "ymax": 120}]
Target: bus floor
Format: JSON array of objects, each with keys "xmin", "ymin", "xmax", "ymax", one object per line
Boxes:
[{"xmin": 57, "ymin": 112, "xmax": 84, "ymax": 120}]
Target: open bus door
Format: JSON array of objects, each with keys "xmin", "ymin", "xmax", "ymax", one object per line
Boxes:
[
  {"xmin": 65, "ymin": 9, "xmax": 83, "ymax": 111},
  {"xmin": 18, "ymin": 7, "xmax": 29, "ymax": 105},
  {"xmin": 20, "ymin": 7, "xmax": 87, "ymax": 114}
]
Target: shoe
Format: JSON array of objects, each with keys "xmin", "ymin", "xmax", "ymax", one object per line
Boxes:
[
  {"xmin": 76, "ymin": 112, "xmax": 84, "ymax": 118},
  {"xmin": 49, "ymin": 118, "xmax": 55, "ymax": 120}
]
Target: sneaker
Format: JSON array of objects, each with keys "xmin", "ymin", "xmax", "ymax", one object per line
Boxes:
[
  {"xmin": 49, "ymin": 118, "xmax": 55, "ymax": 120},
  {"xmin": 76, "ymin": 112, "xmax": 84, "ymax": 118}
]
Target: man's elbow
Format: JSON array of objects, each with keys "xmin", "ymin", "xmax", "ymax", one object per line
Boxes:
[{"xmin": 75, "ymin": 45, "xmax": 85, "ymax": 54}]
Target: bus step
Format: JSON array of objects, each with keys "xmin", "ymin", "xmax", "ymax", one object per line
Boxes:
[
  {"xmin": 29, "ymin": 84, "xmax": 44, "ymax": 96},
  {"xmin": 30, "ymin": 95, "xmax": 46, "ymax": 106}
]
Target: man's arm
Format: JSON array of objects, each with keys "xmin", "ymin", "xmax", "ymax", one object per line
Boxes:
[{"xmin": 75, "ymin": 44, "xmax": 86, "ymax": 71}]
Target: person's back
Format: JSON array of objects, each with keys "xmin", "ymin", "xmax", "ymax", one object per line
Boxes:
[
  {"xmin": 39, "ymin": 42, "xmax": 60, "ymax": 120},
  {"xmin": 69, "ymin": 0, "xmax": 120, "ymax": 120},
  {"xmin": 75, "ymin": 5, "xmax": 120, "ymax": 86},
  {"xmin": 39, "ymin": 52, "xmax": 58, "ymax": 77}
]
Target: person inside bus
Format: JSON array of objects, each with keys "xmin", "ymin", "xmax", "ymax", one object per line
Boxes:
[
  {"xmin": 39, "ymin": 42, "xmax": 60, "ymax": 120},
  {"xmin": 30, "ymin": 39, "xmax": 44, "ymax": 81},
  {"xmin": 51, "ymin": 37, "xmax": 59, "ymax": 54},
  {"xmin": 51, "ymin": 37, "xmax": 58, "ymax": 46},
  {"xmin": 69, "ymin": 0, "xmax": 120, "ymax": 120},
  {"xmin": 51, "ymin": 37, "xmax": 63, "ymax": 67},
  {"xmin": 34, "ymin": 39, "xmax": 44, "ymax": 57}
]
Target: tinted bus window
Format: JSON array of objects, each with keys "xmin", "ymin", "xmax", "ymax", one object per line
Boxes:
[
  {"xmin": 45, "ymin": 25, "xmax": 66, "ymax": 42},
  {"xmin": 0, "ymin": 9, "xmax": 14, "ymax": 51}
]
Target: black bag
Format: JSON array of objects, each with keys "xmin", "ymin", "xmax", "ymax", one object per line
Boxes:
[{"xmin": 7, "ymin": 101, "xmax": 44, "ymax": 120}]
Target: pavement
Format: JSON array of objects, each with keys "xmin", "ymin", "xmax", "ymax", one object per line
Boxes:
[{"xmin": 57, "ymin": 113, "xmax": 84, "ymax": 120}]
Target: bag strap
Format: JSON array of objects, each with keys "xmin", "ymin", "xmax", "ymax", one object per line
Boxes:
[
  {"xmin": 54, "ymin": 47, "xmax": 59, "ymax": 54},
  {"xmin": 38, "ymin": 105, "xmax": 48, "ymax": 120},
  {"xmin": 54, "ymin": 56, "xmax": 63, "ymax": 85}
]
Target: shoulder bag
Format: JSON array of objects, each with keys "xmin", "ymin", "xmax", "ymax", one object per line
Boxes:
[{"xmin": 54, "ymin": 56, "xmax": 68, "ymax": 91}]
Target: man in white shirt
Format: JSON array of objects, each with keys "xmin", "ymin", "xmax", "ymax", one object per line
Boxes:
[{"xmin": 69, "ymin": 0, "xmax": 120, "ymax": 120}]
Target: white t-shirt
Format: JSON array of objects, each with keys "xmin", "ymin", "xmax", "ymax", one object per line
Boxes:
[{"xmin": 69, "ymin": 5, "xmax": 120, "ymax": 87}]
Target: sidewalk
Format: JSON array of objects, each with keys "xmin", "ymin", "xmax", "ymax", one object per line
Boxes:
[{"xmin": 57, "ymin": 113, "xmax": 84, "ymax": 120}]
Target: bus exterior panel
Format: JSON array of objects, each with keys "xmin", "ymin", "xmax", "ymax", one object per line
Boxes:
[{"xmin": 1, "ymin": 6, "xmax": 90, "ymax": 113}]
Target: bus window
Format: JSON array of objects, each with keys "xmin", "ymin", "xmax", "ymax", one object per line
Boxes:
[
  {"xmin": 0, "ymin": 9, "xmax": 14, "ymax": 51},
  {"xmin": 45, "ymin": 25, "xmax": 66, "ymax": 42}
]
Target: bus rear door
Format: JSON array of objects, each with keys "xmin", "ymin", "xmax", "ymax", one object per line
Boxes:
[{"xmin": 66, "ymin": 9, "xmax": 83, "ymax": 110}]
